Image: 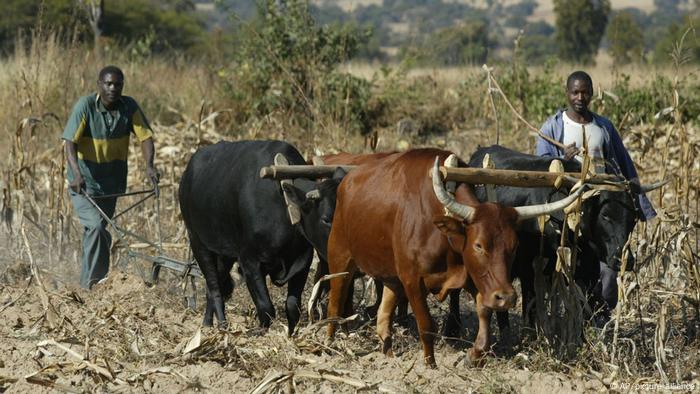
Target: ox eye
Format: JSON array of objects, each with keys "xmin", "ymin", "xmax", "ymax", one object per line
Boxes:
[
  {"xmin": 601, "ymin": 214, "xmax": 612, "ymax": 222},
  {"xmin": 321, "ymin": 216, "xmax": 332, "ymax": 226},
  {"xmin": 474, "ymin": 243, "xmax": 483, "ymax": 252}
]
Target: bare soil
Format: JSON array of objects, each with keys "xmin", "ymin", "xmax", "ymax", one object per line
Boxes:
[{"xmin": 0, "ymin": 254, "xmax": 617, "ymax": 393}]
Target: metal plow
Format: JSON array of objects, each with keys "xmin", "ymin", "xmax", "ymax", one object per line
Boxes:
[{"xmin": 80, "ymin": 185, "xmax": 202, "ymax": 309}]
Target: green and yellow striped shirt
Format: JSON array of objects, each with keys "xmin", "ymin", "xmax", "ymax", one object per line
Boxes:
[{"xmin": 62, "ymin": 93, "xmax": 153, "ymax": 195}]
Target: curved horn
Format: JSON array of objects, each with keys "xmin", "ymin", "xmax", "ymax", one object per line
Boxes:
[
  {"xmin": 640, "ymin": 179, "xmax": 669, "ymax": 193},
  {"xmin": 431, "ymin": 157, "xmax": 475, "ymax": 222},
  {"xmin": 514, "ymin": 184, "xmax": 587, "ymax": 220}
]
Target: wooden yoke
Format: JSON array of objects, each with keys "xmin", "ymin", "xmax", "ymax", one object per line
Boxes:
[
  {"xmin": 260, "ymin": 164, "xmax": 357, "ymax": 180},
  {"xmin": 482, "ymin": 154, "xmax": 496, "ymax": 202},
  {"xmin": 438, "ymin": 167, "xmax": 622, "ymax": 188},
  {"xmin": 275, "ymin": 153, "xmax": 302, "ymax": 225},
  {"xmin": 262, "ymin": 163, "xmax": 624, "ymax": 189}
]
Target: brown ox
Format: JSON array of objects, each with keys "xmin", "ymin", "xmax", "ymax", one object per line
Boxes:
[
  {"xmin": 326, "ymin": 149, "xmax": 583, "ymax": 366},
  {"xmin": 314, "ymin": 151, "xmax": 400, "ymax": 316}
]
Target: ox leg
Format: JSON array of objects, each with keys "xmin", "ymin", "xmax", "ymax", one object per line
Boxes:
[
  {"xmin": 443, "ymin": 289, "xmax": 462, "ymax": 339},
  {"xmin": 217, "ymin": 256, "xmax": 235, "ymax": 301},
  {"xmin": 191, "ymin": 239, "xmax": 226, "ymax": 327},
  {"xmin": 240, "ymin": 261, "xmax": 275, "ymax": 330},
  {"xmin": 285, "ymin": 249, "xmax": 313, "ymax": 336},
  {"xmin": 326, "ymin": 262, "xmax": 356, "ymax": 339},
  {"xmin": 203, "ymin": 297, "xmax": 215, "ymax": 327},
  {"xmin": 396, "ymin": 295, "xmax": 409, "ymax": 321},
  {"xmin": 376, "ymin": 282, "xmax": 401, "ymax": 357},
  {"xmin": 496, "ymin": 311, "xmax": 509, "ymax": 332},
  {"xmin": 366, "ymin": 279, "xmax": 382, "ymax": 318},
  {"xmin": 521, "ymin": 272, "xmax": 536, "ymax": 330},
  {"xmin": 403, "ymin": 279, "xmax": 436, "ymax": 368},
  {"xmin": 314, "ymin": 255, "xmax": 330, "ymax": 299},
  {"xmin": 468, "ymin": 292, "xmax": 493, "ymax": 365}
]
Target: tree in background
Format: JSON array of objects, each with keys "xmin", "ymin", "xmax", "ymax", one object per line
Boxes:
[
  {"xmin": 78, "ymin": 0, "xmax": 103, "ymax": 54},
  {"xmin": 520, "ymin": 21, "xmax": 557, "ymax": 63},
  {"xmin": 414, "ymin": 21, "xmax": 489, "ymax": 66},
  {"xmin": 0, "ymin": 0, "xmax": 205, "ymax": 56},
  {"xmin": 646, "ymin": 0, "xmax": 690, "ymax": 50},
  {"xmin": 223, "ymin": 0, "xmax": 373, "ymax": 134},
  {"xmin": 0, "ymin": 0, "xmax": 88, "ymax": 53},
  {"xmin": 607, "ymin": 11, "xmax": 644, "ymax": 65},
  {"xmin": 553, "ymin": 0, "xmax": 611, "ymax": 63},
  {"xmin": 101, "ymin": 0, "xmax": 205, "ymax": 55},
  {"xmin": 653, "ymin": 16, "xmax": 700, "ymax": 63}
]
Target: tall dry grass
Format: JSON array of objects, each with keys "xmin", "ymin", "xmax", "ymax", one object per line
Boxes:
[{"xmin": 0, "ymin": 28, "xmax": 698, "ymax": 388}]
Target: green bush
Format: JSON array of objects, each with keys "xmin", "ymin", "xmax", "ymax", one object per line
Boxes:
[{"xmin": 218, "ymin": 0, "xmax": 373, "ymax": 135}]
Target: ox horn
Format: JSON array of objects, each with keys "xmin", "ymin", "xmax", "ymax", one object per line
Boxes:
[
  {"xmin": 305, "ymin": 190, "xmax": 321, "ymax": 200},
  {"xmin": 431, "ymin": 157, "xmax": 475, "ymax": 222},
  {"xmin": 514, "ymin": 184, "xmax": 587, "ymax": 220},
  {"xmin": 640, "ymin": 179, "xmax": 669, "ymax": 193}
]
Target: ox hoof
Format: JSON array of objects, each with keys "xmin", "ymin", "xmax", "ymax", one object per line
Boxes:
[
  {"xmin": 202, "ymin": 317, "xmax": 214, "ymax": 327},
  {"xmin": 466, "ymin": 348, "xmax": 487, "ymax": 367},
  {"xmin": 442, "ymin": 320, "xmax": 462, "ymax": 340},
  {"xmin": 381, "ymin": 338, "xmax": 394, "ymax": 357},
  {"xmin": 217, "ymin": 320, "xmax": 228, "ymax": 330},
  {"xmin": 424, "ymin": 356, "xmax": 437, "ymax": 369}
]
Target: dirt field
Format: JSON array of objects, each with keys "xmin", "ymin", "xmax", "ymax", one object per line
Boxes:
[
  {"xmin": 0, "ymin": 252, "xmax": 615, "ymax": 393},
  {"xmin": 1, "ymin": 169, "xmax": 699, "ymax": 394},
  {"xmin": 1, "ymin": 57, "xmax": 698, "ymax": 393}
]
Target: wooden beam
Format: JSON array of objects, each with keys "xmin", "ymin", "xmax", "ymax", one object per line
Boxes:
[
  {"xmin": 260, "ymin": 163, "xmax": 623, "ymax": 188},
  {"xmin": 260, "ymin": 164, "xmax": 357, "ymax": 180},
  {"xmin": 438, "ymin": 167, "xmax": 622, "ymax": 187}
]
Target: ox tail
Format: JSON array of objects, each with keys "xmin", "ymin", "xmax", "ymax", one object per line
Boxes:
[
  {"xmin": 220, "ymin": 274, "xmax": 234, "ymax": 301},
  {"xmin": 217, "ymin": 257, "xmax": 236, "ymax": 301}
]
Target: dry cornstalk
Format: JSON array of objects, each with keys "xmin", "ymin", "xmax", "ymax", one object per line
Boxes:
[{"xmin": 37, "ymin": 339, "xmax": 115, "ymax": 381}]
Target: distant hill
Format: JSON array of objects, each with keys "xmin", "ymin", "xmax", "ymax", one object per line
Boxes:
[
  {"xmin": 312, "ymin": 0, "xmax": 659, "ymax": 21},
  {"xmin": 202, "ymin": 0, "xmax": 694, "ymax": 63}
]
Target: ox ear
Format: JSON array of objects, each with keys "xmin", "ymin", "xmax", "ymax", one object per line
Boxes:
[
  {"xmin": 281, "ymin": 183, "xmax": 309, "ymax": 210},
  {"xmin": 433, "ymin": 215, "xmax": 465, "ymax": 236},
  {"xmin": 331, "ymin": 167, "xmax": 348, "ymax": 182}
]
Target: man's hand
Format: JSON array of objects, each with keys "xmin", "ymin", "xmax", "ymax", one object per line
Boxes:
[
  {"xmin": 563, "ymin": 142, "xmax": 580, "ymax": 161},
  {"xmin": 146, "ymin": 166, "xmax": 160, "ymax": 187},
  {"xmin": 69, "ymin": 173, "xmax": 85, "ymax": 193}
]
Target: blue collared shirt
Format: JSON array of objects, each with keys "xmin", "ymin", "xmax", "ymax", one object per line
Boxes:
[{"xmin": 536, "ymin": 109, "xmax": 656, "ymax": 221}]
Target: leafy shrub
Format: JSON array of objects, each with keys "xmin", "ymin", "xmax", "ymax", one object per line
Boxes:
[{"xmin": 218, "ymin": 0, "xmax": 373, "ymax": 135}]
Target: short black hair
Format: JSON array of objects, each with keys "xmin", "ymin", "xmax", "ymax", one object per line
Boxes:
[
  {"xmin": 566, "ymin": 70, "xmax": 593, "ymax": 92},
  {"xmin": 98, "ymin": 65, "xmax": 124, "ymax": 81}
]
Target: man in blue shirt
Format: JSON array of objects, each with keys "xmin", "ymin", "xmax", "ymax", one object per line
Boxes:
[{"xmin": 536, "ymin": 70, "xmax": 655, "ymax": 325}]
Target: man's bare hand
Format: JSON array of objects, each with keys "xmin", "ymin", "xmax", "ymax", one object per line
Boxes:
[
  {"xmin": 563, "ymin": 143, "xmax": 580, "ymax": 161},
  {"xmin": 146, "ymin": 166, "xmax": 160, "ymax": 187},
  {"xmin": 69, "ymin": 174, "xmax": 85, "ymax": 193}
]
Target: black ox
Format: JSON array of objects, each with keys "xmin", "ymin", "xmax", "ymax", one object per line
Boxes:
[
  {"xmin": 178, "ymin": 140, "xmax": 342, "ymax": 334},
  {"xmin": 466, "ymin": 145, "xmax": 658, "ymax": 327}
]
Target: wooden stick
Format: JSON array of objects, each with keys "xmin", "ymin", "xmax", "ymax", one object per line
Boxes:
[
  {"xmin": 260, "ymin": 164, "xmax": 623, "ymax": 188},
  {"xmin": 438, "ymin": 166, "xmax": 622, "ymax": 188},
  {"xmin": 260, "ymin": 165, "xmax": 357, "ymax": 179}
]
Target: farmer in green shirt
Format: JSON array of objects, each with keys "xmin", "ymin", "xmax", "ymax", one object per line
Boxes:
[{"xmin": 62, "ymin": 65, "xmax": 159, "ymax": 289}]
